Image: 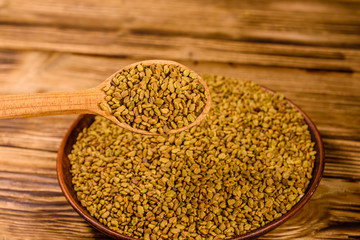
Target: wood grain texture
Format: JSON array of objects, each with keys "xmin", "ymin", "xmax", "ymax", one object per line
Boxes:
[
  {"xmin": 0, "ymin": 0, "xmax": 359, "ymax": 239},
  {"xmin": 0, "ymin": 1, "xmax": 360, "ymax": 72},
  {"xmin": 0, "ymin": 88, "xmax": 103, "ymax": 119}
]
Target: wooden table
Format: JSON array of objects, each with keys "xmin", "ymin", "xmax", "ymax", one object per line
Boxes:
[{"xmin": 0, "ymin": 0, "xmax": 359, "ymax": 239}]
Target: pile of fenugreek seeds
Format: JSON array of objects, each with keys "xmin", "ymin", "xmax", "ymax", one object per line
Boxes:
[
  {"xmin": 99, "ymin": 63, "xmax": 208, "ymax": 134},
  {"xmin": 69, "ymin": 75, "xmax": 316, "ymax": 240}
]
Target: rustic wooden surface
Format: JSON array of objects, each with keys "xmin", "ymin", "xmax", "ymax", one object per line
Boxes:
[{"xmin": 0, "ymin": 0, "xmax": 360, "ymax": 239}]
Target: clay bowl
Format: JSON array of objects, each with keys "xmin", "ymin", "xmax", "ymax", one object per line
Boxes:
[{"xmin": 57, "ymin": 88, "xmax": 325, "ymax": 240}]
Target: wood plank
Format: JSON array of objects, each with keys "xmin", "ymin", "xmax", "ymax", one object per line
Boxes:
[
  {"xmin": 324, "ymin": 138, "xmax": 360, "ymax": 180},
  {"xmin": 0, "ymin": 0, "xmax": 360, "ymax": 72},
  {"xmin": 0, "ymin": 115, "xmax": 76, "ymax": 151},
  {"xmin": 0, "ymin": 0, "xmax": 359, "ymax": 46},
  {"xmin": 0, "ymin": 24, "xmax": 359, "ymax": 72}
]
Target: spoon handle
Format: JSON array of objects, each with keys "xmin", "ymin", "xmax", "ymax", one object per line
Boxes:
[{"xmin": 0, "ymin": 88, "xmax": 103, "ymax": 119}]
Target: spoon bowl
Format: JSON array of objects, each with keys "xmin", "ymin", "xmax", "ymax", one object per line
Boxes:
[{"xmin": 94, "ymin": 60, "xmax": 211, "ymax": 135}]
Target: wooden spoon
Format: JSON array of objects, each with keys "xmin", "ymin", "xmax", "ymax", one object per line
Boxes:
[{"xmin": 0, "ymin": 60, "xmax": 211, "ymax": 135}]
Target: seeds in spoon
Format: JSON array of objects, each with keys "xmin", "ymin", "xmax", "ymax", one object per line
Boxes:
[{"xmin": 101, "ymin": 63, "xmax": 208, "ymax": 134}]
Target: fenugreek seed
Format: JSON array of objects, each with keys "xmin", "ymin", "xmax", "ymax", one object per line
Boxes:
[
  {"xmin": 103, "ymin": 85, "xmax": 111, "ymax": 92},
  {"xmin": 227, "ymin": 199, "xmax": 236, "ymax": 206},
  {"xmin": 140, "ymin": 188, "xmax": 148, "ymax": 194},
  {"xmin": 175, "ymin": 224, "xmax": 186, "ymax": 230},
  {"xmin": 117, "ymin": 105, "xmax": 126, "ymax": 113},
  {"xmin": 113, "ymin": 77, "xmax": 120, "ymax": 85},
  {"xmin": 137, "ymin": 64, "xmax": 144, "ymax": 72},
  {"xmin": 134, "ymin": 117, "xmax": 142, "ymax": 124},
  {"xmin": 105, "ymin": 95, "xmax": 112, "ymax": 101},
  {"xmin": 155, "ymin": 98, "xmax": 164, "ymax": 106},
  {"xmin": 144, "ymin": 233, "xmax": 150, "ymax": 240},
  {"xmin": 111, "ymin": 219, "xmax": 118, "ymax": 226},
  {"xmin": 171, "ymin": 122, "xmax": 177, "ymax": 129},
  {"xmin": 157, "ymin": 136, "xmax": 166, "ymax": 143},
  {"xmin": 163, "ymin": 65, "xmax": 169, "ymax": 74},
  {"xmin": 161, "ymin": 108, "xmax": 170, "ymax": 114},
  {"xmin": 160, "ymin": 220, "xmax": 168, "ymax": 229},
  {"xmin": 189, "ymin": 72, "xmax": 198, "ymax": 79},
  {"xmin": 101, "ymin": 211, "xmax": 109, "ymax": 218},
  {"xmin": 133, "ymin": 194, "xmax": 140, "ymax": 201},
  {"xmin": 168, "ymin": 82, "xmax": 175, "ymax": 93},
  {"xmin": 138, "ymin": 206, "xmax": 144, "ymax": 216},
  {"xmin": 99, "ymin": 103, "xmax": 109, "ymax": 112},
  {"xmin": 165, "ymin": 190, "xmax": 176, "ymax": 198},
  {"xmin": 187, "ymin": 114, "xmax": 196, "ymax": 123},
  {"xmin": 149, "ymin": 128, "xmax": 158, "ymax": 133},
  {"xmin": 174, "ymin": 138, "xmax": 182, "ymax": 146},
  {"xmin": 183, "ymin": 69, "xmax": 190, "ymax": 77},
  {"xmin": 145, "ymin": 68, "xmax": 152, "ymax": 76}
]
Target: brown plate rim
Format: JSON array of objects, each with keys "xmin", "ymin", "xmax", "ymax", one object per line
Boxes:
[{"xmin": 56, "ymin": 86, "xmax": 325, "ymax": 240}]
